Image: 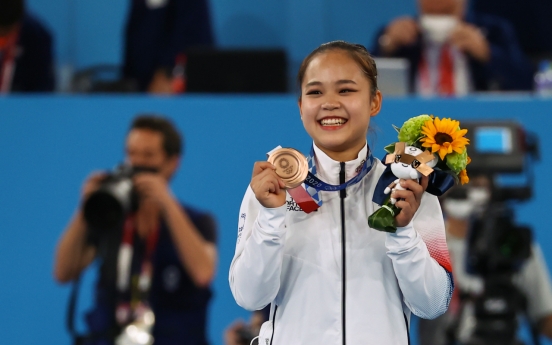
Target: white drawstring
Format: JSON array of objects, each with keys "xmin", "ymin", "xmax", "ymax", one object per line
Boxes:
[{"xmin": 250, "ymin": 335, "xmax": 260, "ymax": 345}]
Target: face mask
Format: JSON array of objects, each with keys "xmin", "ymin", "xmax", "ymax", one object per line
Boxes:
[
  {"xmin": 419, "ymin": 15, "xmax": 458, "ymax": 44},
  {"xmin": 468, "ymin": 188, "xmax": 490, "ymax": 213},
  {"xmin": 443, "ymin": 198, "xmax": 474, "ymax": 220},
  {"xmin": 443, "ymin": 188, "xmax": 491, "ymax": 220}
]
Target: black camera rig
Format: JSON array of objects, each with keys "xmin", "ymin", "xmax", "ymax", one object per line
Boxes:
[{"xmin": 451, "ymin": 120, "xmax": 540, "ymax": 345}]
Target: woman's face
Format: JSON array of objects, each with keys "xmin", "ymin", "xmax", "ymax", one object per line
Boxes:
[{"xmin": 298, "ymin": 50, "xmax": 381, "ymax": 161}]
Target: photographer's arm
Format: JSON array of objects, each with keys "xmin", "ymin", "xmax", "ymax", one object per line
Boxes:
[
  {"xmin": 161, "ymin": 196, "xmax": 217, "ymax": 288},
  {"xmin": 54, "ymin": 211, "xmax": 96, "ymax": 283},
  {"xmin": 134, "ymin": 174, "xmax": 217, "ymax": 288},
  {"xmin": 54, "ymin": 172, "xmax": 105, "ymax": 283}
]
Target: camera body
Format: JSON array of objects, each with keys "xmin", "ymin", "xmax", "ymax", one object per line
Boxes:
[
  {"xmin": 83, "ymin": 164, "xmax": 157, "ymax": 230},
  {"xmin": 463, "ymin": 203, "xmax": 532, "ymax": 345},
  {"xmin": 455, "ymin": 121, "xmax": 539, "ymax": 345}
]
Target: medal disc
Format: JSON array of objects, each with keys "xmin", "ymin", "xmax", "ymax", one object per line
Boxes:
[{"xmin": 267, "ymin": 148, "xmax": 308, "ymax": 189}]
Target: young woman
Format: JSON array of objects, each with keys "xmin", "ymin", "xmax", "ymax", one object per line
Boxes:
[{"xmin": 229, "ymin": 41, "xmax": 453, "ymax": 345}]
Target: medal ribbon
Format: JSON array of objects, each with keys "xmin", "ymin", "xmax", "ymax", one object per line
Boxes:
[{"xmin": 289, "ymin": 146, "xmax": 374, "ymax": 213}]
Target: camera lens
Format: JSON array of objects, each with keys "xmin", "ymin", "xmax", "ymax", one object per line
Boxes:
[{"xmin": 83, "ymin": 190, "xmax": 125, "ymax": 229}]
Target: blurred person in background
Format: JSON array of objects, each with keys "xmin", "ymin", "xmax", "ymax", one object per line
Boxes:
[
  {"xmin": 372, "ymin": 0, "xmax": 533, "ymax": 96},
  {"xmin": 54, "ymin": 115, "xmax": 217, "ymax": 345},
  {"xmin": 471, "ymin": 0, "xmax": 552, "ymax": 64},
  {"xmin": 224, "ymin": 308, "xmax": 269, "ymax": 345},
  {"xmin": 224, "ymin": 306, "xmax": 270, "ymax": 345},
  {"xmin": 418, "ymin": 175, "xmax": 552, "ymax": 345},
  {"xmin": 123, "ymin": 0, "xmax": 214, "ymax": 94},
  {"xmin": 0, "ymin": 0, "xmax": 54, "ymax": 92}
]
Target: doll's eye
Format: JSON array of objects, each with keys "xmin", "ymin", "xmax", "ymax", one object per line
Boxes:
[
  {"xmin": 412, "ymin": 160, "xmax": 421, "ymax": 169},
  {"xmin": 394, "ymin": 155, "xmax": 401, "ymax": 163}
]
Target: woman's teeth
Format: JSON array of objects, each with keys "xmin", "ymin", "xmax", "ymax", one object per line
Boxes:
[{"xmin": 320, "ymin": 118, "xmax": 346, "ymax": 126}]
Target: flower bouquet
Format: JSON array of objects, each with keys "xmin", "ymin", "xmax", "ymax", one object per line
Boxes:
[{"xmin": 368, "ymin": 115, "xmax": 470, "ymax": 233}]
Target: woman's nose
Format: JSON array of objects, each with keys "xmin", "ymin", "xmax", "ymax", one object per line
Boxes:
[{"xmin": 322, "ymin": 100, "xmax": 340, "ymax": 110}]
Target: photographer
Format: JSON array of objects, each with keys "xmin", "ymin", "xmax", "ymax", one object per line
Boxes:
[
  {"xmin": 419, "ymin": 174, "xmax": 552, "ymax": 345},
  {"xmin": 54, "ymin": 115, "xmax": 217, "ymax": 345}
]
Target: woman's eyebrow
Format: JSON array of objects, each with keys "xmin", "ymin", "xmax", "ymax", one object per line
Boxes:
[
  {"xmin": 305, "ymin": 79, "xmax": 357, "ymax": 87},
  {"xmin": 305, "ymin": 81, "xmax": 322, "ymax": 87},
  {"xmin": 336, "ymin": 79, "xmax": 357, "ymax": 85}
]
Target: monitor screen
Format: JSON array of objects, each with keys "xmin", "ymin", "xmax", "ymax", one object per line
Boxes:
[{"xmin": 475, "ymin": 127, "xmax": 512, "ymax": 154}]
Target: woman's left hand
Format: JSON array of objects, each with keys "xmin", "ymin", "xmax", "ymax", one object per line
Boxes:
[{"xmin": 391, "ymin": 176, "xmax": 428, "ymax": 227}]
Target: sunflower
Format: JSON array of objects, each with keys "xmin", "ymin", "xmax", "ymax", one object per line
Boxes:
[
  {"xmin": 459, "ymin": 169, "xmax": 469, "ymax": 185},
  {"xmin": 420, "ymin": 117, "xmax": 469, "ymax": 160}
]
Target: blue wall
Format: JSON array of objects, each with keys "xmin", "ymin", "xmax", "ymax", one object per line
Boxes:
[
  {"xmin": 1, "ymin": 95, "xmax": 551, "ymax": 345},
  {"xmin": 25, "ymin": 0, "xmax": 417, "ymax": 83}
]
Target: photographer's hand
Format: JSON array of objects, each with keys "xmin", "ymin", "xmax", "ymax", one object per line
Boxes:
[
  {"xmin": 133, "ymin": 173, "xmax": 173, "ymax": 206},
  {"xmin": 81, "ymin": 171, "xmax": 108, "ymax": 200}
]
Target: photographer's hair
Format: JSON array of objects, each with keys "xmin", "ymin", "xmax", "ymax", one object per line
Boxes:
[
  {"xmin": 130, "ymin": 115, "xmax": 183, "ymax": 157},
  {"xmin": 296, "ymin": 41, "xmax": 379, "ymax": 99},
  {"xmin": 0, "ymin": 0, "xmax": 25, "ymax": 29}
]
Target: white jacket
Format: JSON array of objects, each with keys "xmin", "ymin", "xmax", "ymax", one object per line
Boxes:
[{"xmin": 229, "ymin": 144, "xmax": 453, "ymax": 345}]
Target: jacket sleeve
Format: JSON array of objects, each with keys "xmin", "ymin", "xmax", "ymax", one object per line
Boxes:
[
  {"xmin": 386, "ymin": 193, "xmax": 454, "ymax": 319},
  {"xmin": 229, "ymin": 186, "xmax": 288, "ymax": 311}
]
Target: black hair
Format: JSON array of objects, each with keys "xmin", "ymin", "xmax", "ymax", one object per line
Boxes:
[{"xmin": 130, "ymin": 115, "xmax": 183, "ymax": 157}]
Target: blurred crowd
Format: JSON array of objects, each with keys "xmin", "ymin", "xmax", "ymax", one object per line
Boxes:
[
  {"xmin": 4, "ymin": 0, "xmax": 549, "ymax": 344},
  {"xmin": 2, "ymin": 0, "xmax": 552, "ymax": 95}
]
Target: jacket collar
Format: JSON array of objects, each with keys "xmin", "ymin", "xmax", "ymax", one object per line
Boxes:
[{"xmin": 312, "ymin": 142, "xmax": 368, "ymax": 185}]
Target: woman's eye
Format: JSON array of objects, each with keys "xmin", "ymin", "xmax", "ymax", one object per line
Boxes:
[
  {"xmin": 340, "ymin": 89, "xmax": 355, "ymax": 93},
  {"xmin": 306, "ymin": 90, "xmax": 321, "ymax": 95}
]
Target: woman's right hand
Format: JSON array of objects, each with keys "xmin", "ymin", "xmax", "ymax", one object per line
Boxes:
[{"xmin": 250, "ymin": 162, "xmax": 287, "ymax": 208}]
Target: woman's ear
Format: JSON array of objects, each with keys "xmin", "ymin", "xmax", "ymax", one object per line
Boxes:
[{"xmin": 370, "ymin": 90, "xmax": 383, "ymax": 117}]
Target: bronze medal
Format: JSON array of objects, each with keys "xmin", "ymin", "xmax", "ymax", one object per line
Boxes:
[{"xmin": 267, "ymin": 148, "xmax": 309, "ymax": 189}]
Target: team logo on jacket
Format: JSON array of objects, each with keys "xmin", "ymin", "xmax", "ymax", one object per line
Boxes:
[
  {"xmin": 287, "ymin": 199, "xmax": 302, "ymax": 212},
  {"xmin": 237, "ymin": 213, "xmax": 246, "ymax": 244}
]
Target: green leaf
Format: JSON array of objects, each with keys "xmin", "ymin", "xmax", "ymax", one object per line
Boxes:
[{"xmin": 384, "ymin": 143, "xmax": 396, "ymax": 154}]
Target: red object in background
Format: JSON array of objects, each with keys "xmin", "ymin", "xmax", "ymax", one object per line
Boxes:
[
  {"xmin": 0, "ymin": 28, "xmax": 20, "ymax": 93},
  {"xmin": 172, "ymin": 54, "xmax": 187, "ymax": 94},
  {"xmin": 438, "ymin": 45, "xmax": 455, "ymax": 96}
]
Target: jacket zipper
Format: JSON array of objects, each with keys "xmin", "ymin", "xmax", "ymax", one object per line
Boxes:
[
  {"xmin": 269, "ymin": 305, "xmax": 278, "ymax": 345},
  {"xmin": 339, "ymin": 162, "xmax": 347, "ymax": 345}
]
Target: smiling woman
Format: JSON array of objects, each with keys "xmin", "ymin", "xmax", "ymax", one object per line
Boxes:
[
  {"xmin": 297, "ymin": 43, "xmax": 382, "ymax": 162},
  {"xmin": 229, "ymin": 40, "xmax": 454, "ymax": 345}
]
